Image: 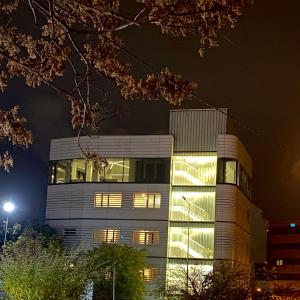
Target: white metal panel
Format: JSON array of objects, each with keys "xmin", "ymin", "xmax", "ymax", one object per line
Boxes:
[
  {"xmin": 214, "ymin": 184, "xmax": 251, "ymax": 265},
  {"xmin": 169, "ymin": 109, "xmax": 228, "ymax": 152},
  {"xmin": 46, "ymin": 183, "xmax": 170, "ymax": 220},
  {"xmin": 47, "ymin": 219, "xmax": 169, "ymax": 257},
  {"xmin": 217, "ymin": 134, "xmax": 253, "ymax": 176},
  {"xmin": 50, "ymin": 135, "xmax": 173, "ymax": 160}
]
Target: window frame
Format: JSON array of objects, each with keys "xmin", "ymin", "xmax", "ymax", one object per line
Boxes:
[
  {"xmin": 92, "ymin": 229, "xmax": 120, "ymax": 244},
  {"xmin": 143, "ymin": 266, "xmax": 158, "ymax": 282},
  {"xmin": 133, "ymin": 192, "xmax": 161, "ymax": 208},
  {"xmin": 94, "ymin": 193, "xmax": 122, "ymax": 208},
  {"xmin": 132, "ymin": 230, "xmax": 160, "ymax": 246}
]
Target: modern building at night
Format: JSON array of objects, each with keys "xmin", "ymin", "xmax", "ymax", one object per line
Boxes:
[
  {"xmin": 46, "ymin": 109, "xmax": 253, "ymax": 297},
  {"xmin": 267, "ymin": 220, "xmax": 300, "ymax": 287}
]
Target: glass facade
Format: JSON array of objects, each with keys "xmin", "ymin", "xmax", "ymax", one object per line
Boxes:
[
  {"xmin": 49, "ymin": 158, "xmax": 170, "ymax": 184},
  {"xmin": 168, "ymin": 153, "xmax": 217, "ymax": 274},
  {"xmin": 172, "ymin": 155, "xmax": 217, "ymax": 186},
  {"xmin": 170, "ymin": 188, "xmax": 215, "ymax": 222},
  {"xmin": 217, "ymin": 158, "xmax": 252, "ymax": 199},
  {"xmin": 168, "ymin": 224, "xmax": 214, "ymax": 259}
]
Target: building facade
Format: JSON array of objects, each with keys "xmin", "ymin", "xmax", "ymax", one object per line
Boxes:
[
  {"xmin": 46, "ymin": 109, "xmax": 253, "ymax": 297},
  {"xmin": 267, "ymin": 220, "xmax": 300, "ymax": 287}
]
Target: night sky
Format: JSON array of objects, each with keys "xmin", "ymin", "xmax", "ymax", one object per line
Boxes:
[{"xmin": 1, "ymin": 0, "xmax": 300, "ymax": 222}]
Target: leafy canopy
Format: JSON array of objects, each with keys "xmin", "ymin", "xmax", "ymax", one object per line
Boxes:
[{"xmin": 0, "ymin": 0, "xmax": 252, "ymax": 170}]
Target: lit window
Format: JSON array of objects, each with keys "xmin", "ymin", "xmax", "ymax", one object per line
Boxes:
[
  {"xmin": 132, "ymin": 230, "xmax": 159, "ymax": 245},
  {"xmin": 71, "ymin": 159, "xmax": 86, "ymax": 182},
  {"xmin": 172, "ymin": 155, "xmax": 217, "ymax": 186},
  {"xmin": 55, "ymin": 160, "xmax": 71, "ymax": 184},
  {"xmin": 105, "ymin": 159, "xmax": 125, "ymax": 182},
  {"xmin": 133, "ymin": 193, "xmax": 161, "ymax": 208},
  {"xmin": 94, "ymin": 193, "xmax": 122, "ymax": 208},
  {"xmin": 169, "ymin": 226, "xmax": 214, "ymax": 259},
  {"xmin": 276, "ymin": 260, "xmax": 283, "ymax": 266},
  {"xmin": 225, "ymin": 160, "xmax": 237, "ymax": 184},
  {"xmin": 93, "ymin": 229, "xmax": 120, "ymax": 243},
  {"xmin": 143, "ymin": 266, "xmax": 158, "ymax": 282}
]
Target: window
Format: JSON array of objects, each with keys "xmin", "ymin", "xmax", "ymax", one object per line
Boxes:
[
  {"xmin": 93, "ymin": 229, "xmax": 120, "ymax": 243},
  {"xmin": 276, "ymin": 260, "xmax": 283, "ymax": 266},
  {"xmin": 172, "ymin": 155, "xmax": 217, "ymax": 186},
  {"xmin": 55, "ymin": 160, "xmax": 71, "ymax": 183},
  {"xmin": 217, "ymin": 158, "xmax": 252, "ymax": 199},
  {"xmin": 217, "ymin": 159, "xmax": 237, "ymax": 184},
  {"xmin": 126, "ymin": 158, "xmax": 170, "ymax": 183},
  {"xmin": 64, "ymin": 228, "xmax": 76, "ymax": 236},
  {"xmin": 168, "ymin": 224, "xmax": 214, "ymax": 259},
  {"xmin": 71, "ymin": 159, "xmax": 86, "ymax": 182},
  {"xmin": 133, "ymin": 193, "xmax": 161, "ymax": 208},
  {"xmin": 170, "ymin": 189, "xmax": 215, "ymax": 222},
  {"xmin": 49, "ymin": 158, "xmax": 171, "ymax": 184},
  {"xmin": 143, "ymin": 266, "xmax": 158, "ymax": 282},
  {"xmin": 104, "ymin": 159, "xmax": 125, "ymax": 182},
  {"xmin": 132, "ymin": 230, "xmax": 159, "ymax": 245},
  {"xmin": 94, "ymin": 193, "xmax": 122, "ymax": 208}
]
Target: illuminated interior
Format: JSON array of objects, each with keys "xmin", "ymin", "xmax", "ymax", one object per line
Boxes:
[
  {"xmin": 49, "ymin": 158, "xmax": 170, "ymax": 183},
  {"xmin": 168, "ymin": 226, "xmax": 214, "ymax": 259},
  {"xmin": 172, "ymin": 155, "xmax": 217, "ymax": 186},
  {"xmin": 168, "ymin": 153, "xmax": 216, "ymax": 278},
  {"xmin": 133, "ymin": 193, "xmax": 161, "ymax": 208},
  {"xmin": 170, "ymin": 190, "xmax": 215, "ymax": 222},
  {"xmin": 143, "ymin": 266, "xmax": 158, "ymax": 282},
  {"xmin": 132, "ymin": 230, "xmax": 160, "ymax": 245},
  {"xmin": 93, "ymin": 229, "xmax": 120, "ymax": 243},
  {"xmin": 94, "ymin": 193, "xmax": 122, "ymax": 208}
]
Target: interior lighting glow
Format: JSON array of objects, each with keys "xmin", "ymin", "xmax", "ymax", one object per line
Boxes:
[
  {"xmin": 290, "ymin": 223, "xmax": 296, "ymax": 228},
  {"xmin": 184, "ymin": 156, "xmax": 217, "ymax": 164}
]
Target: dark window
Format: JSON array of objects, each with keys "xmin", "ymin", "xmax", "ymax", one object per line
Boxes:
[
  {"xmin": 64, "ymin": 228, "xmax": 76, "ymax": 236},
  {"xmin": 217, "ymin": 158, "xmax": 252, "ymax": 200}
]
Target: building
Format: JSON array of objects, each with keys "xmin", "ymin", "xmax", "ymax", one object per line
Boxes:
[
  {"xmin": 46, "ymin": 109, "xmax": 253, "ymax": 298},
  {"xmin": 267, "ymin": 220, "xmax": 300, "ymax": 288},
  {"xmin": 251, "ymin": 205, "xmax": 268, "ymax": 265}
]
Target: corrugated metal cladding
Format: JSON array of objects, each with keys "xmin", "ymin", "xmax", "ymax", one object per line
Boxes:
[
  {"xmin": 50, "ymin": 135, "xmax": 173, "ymax": 160},
  {"xmin": 169, "ymin": 109, "xmax": 228, "ymax": 152}
]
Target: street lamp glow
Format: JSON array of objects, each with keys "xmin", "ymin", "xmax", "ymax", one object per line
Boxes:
[{"xmin": 3, "ymin": 202, "xmax": 15, "ymax": 213}]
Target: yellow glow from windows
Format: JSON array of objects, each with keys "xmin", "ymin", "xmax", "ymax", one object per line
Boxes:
[
  {"xmin": 94, "ymin": 193, "xmax": 122, "ymax": 208},
  {"xmin": 172, "ymin": 155, "xmax": 217, "ymax": 186},
  {"xmin": 133, "ymin": 193, "xmax": 161, "ymax": 208},
  {"xmin": 170, "ymin": 191, "xmax": 215, "ymax": 222},
  {"xmin": 168, "ymin": 226, "xmax": 214, "ymax": 259},
  {"xmin": 143, "ymin": 266, "xmax": 158, "ymax": 282},
  {"xmin": 93, "ymin": 229, "xmax": 120, "ymax": 243},
  {"xmin": 132, "ymin": 230, "xmax": 160, "ymax": 245}
]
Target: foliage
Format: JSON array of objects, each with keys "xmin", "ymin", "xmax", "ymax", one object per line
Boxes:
[
  {"xmin": 0, "ymin": 233, "xmax": 89, "ymax": 300},
  {"xmin": 0, "ymin": 235, "xmax": 146, "ymax": 300},
  {"xmin": 160, "ymin": 262, "xmax": 251, "ymax": 300},
  {"xmin": 0, "ymin": 0, "xmax": 252, "ymax": 170},
  {"xmin": 0, "ymin": 221, "xmax": 61, "ymax": 248},
  {"xmin": 88, "ymin": 243, "xmax": 146, "ymax": 300}
]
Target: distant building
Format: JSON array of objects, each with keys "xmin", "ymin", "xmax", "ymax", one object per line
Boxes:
[
  {"xmin": 267, "ymin": 220, "xmax": 300, "ymax": 288},
  {"xmin": 46, "ymin": 109, "xmax": 253, "ymax": 298},
  {"xmin": 251, "ymin": 205, "xmax": 268, "ymax": 264}
]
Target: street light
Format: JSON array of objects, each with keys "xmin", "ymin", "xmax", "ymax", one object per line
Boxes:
[{"xmin": 3, "ymin": 202, "xmax": 15, "ymax": 245}]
